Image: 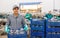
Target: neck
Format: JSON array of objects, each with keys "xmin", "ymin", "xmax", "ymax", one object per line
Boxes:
[{"xmin": 14, "ymin": 13, "xmax": 18, "ymax": 17}]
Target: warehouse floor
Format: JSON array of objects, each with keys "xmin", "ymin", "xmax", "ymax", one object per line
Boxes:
[{"xmin": 0, "ymin": 35, "xmax": 7, "ymax": 38}]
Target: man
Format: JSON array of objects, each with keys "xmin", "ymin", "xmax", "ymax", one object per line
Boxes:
[
  {"xmin": 45, "ymin": 11, "xmax": 53, "ymax": 19},
  {"xmin": 5, "ymin": 5, "xmax": 28, "ymax": 33},
  {"xmin": 56, "ymin": 14, "xmax": 60, "ymax": 20},
  {"xmin": 25, "ymin": 10, "xmax": 32, "ymax": 20}
]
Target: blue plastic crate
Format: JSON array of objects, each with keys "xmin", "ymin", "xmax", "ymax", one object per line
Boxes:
[
  {"xmin": 46, "ymin": 34, "xmax": 54, "ymax": 38},
  {"xmin": 8, "ymin": 31, "xmax": 27, "ymax": 38},
  {"xmin": 46, "ymin": 24, "xmax": 60, "ymax": 32},
  {"xmin": 46, "ymin": 20, "xmax": 60, "ymax": 26},
  {"xmin": 30, "ymin": 19, "xmax": 45, "ymax": 25},
  {"xmin": 30, "ymin": 36, "xmax": 44, "ymax": 38},
  {"xmin": 46, "ymin": 33, "xmax": 60, "ymax": 38},
  {"xmin": 31, "ymin": 25, "xmax": 44, "ymax": 31},
  {"xmin": 46, "ymin": 27, "xmax": 60, "ymax": 32},
  {"xmin": 52, "ymin": 34, "xmax": 60, "ymax": 38},
  {"xmin": 8, "ymin": 34, "xmax": 27, "ymax": 38},
  {"xmin": 46, "ymin": 20, "xmax": 60, "ymax": 32},
  {"xmin": 30, "ymin": 24, "xmax": 44, "ymax": 27},
  {"xmin": 30, "ymin": 31, "xmax": 44, "ymax": 36}
]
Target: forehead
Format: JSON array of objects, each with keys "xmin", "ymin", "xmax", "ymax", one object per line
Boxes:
[
  {"xmin": 13, "ymin": 8, "xmax": 19, "ymax": 10},
  {"xmin": 13, "ymin": 7, "xmax": 19, "ymax": 10},
  {"xmin": 15, "ymin": 8, "xmax": 18, "ymax": 9}
]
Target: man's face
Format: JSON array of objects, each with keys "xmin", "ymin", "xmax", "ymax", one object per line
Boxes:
[
  {"xmin": 13, "ymin": 8, "xmax": 19, "ymax": 14},
  {"xmin": 49, "ymin": 11, "xmax": 51, "ymax": 14}
]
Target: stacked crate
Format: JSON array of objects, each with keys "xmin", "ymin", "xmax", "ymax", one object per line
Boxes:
[
  {"xmin": 30, "ymin": 19, "xmax": 45, "ymax": 38},
  {"xmin": 46, "ymin": 20, "xmax": 60, "ymax": 38},
  {"xmin": 8, "ymin": 29, "xmax": 27, "ymax": 38}
]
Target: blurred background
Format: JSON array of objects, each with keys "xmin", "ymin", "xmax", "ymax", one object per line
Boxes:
[{"xmin": 0, "ymin": 0, "xmax": 60, "ymax": 38}]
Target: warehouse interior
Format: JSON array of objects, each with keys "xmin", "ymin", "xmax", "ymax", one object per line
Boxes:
[{"xmin": 0, "ymin": 0, "xmax": 60, "ymax": 38}]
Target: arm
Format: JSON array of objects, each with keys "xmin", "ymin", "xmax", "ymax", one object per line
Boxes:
[
  {"xmin": 6, "ymin": 16, "xmax": 10, "ymax": 26},
  {"xmin": 22, "ymin": 16, "xmax": 25, "ymax": 28},
  {"xmin": 5, "ymin": 16, "xmax": 10, "ymax": 33},
  {"xmin": 22, "ymin": 16, "xmax": 28, "ymax": 31},
  {"xmin": 44, "ymin": 14, "xmax": 48, "ymax": 19}
]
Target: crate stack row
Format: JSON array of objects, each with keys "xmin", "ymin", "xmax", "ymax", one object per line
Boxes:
[
  {"xmin": 46, "ymin": 20, "xmax": 60, "ymax": 38},
  {"xmin": 8, "ymin": 32, "xmax": 27, "ymax": 38},
  {"xmin": 30, "ymin": 19, "xmax": 45, "ymax": 38},
  {"xmin": 8, "ymin": 29, "xmax": 27, "ymax": 38}
]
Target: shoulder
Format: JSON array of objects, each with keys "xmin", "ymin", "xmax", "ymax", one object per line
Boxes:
[
  {"xmin": 7, "ymin": 14, "xmax": 13, "ymax": 18},
  {"xmin": 19, "ymin": 14, "xmax": 24, "ymax": 18},
  {"xmin": 19, "ymin": 15, "xmax": 25, "ymax": 20}
]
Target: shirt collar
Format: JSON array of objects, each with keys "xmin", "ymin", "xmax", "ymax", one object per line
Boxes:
[{"xmin": 12, "ymin": 13, "xmax": 20, "ymax": 18}]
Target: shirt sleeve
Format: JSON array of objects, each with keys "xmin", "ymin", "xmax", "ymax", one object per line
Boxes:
[
  {"xmin": 22, "ymin": 16, "xmax": 25, "ymax": 28},
  {"xmin": 6, "ymin": 16, "xmax": 10, "ymax": 26}
]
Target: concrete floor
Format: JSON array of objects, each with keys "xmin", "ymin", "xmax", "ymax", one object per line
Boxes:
[{"xmin": 0, "ymin": 35, "xmax": 7, "ymax": 38}]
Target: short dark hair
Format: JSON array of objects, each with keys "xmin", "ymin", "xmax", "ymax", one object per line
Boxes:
[{"xmin": 13, "ymin": 7, "xmax": 19, "ymax": 10}]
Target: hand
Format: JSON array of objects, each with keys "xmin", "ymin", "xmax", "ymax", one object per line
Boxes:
[
  {"xmin": 24, "ymin": 24, "xmax": 28, "ymax": 31},
  {"xmin": 5, "ymin": 25, "xmax": 10, "ymax": 33}
]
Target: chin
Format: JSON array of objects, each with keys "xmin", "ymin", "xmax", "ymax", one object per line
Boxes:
[{"xmin": 14, "ymin": 12, "xmax": 18, "ymax": 13}]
